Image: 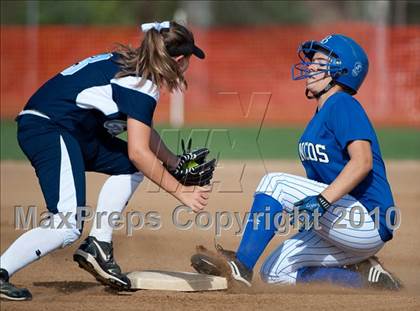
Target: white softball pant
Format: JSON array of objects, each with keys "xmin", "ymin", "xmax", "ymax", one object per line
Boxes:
[{"xmin": 256, "ymin": 173, "xmax": 384, "ymax": 284}]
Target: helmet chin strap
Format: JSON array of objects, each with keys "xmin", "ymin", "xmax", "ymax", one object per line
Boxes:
[{"xmin": 305, "ymin": 80, "xmax": 335, "ymax": 99}]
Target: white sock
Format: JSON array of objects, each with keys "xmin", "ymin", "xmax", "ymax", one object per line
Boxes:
[
  {"xmin": 89, "ymin": 173, "xmax": 143, "ymax": 243},
  {"xmin": 0, "ymin": 215, "xmax": 80, "ymax": 277}
]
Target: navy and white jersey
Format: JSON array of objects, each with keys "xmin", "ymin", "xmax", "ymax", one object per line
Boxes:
[
  {"xmin": 298, "ymin": 92, "xmax": 395, "ymax": 241},
  {"xmin": 22, "ymin": 53, "xmax": 159, "ymax": 139}
]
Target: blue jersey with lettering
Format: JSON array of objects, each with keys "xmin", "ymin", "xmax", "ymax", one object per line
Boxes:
[
  {"xmin": 298, "ymin": 92, "xmax": 395, "ymax": 241},
  {"xmin": 22, "ymin": 53, "xmax": 159, "ymax": 140}
]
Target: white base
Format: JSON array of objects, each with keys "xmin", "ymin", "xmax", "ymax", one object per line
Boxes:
[{"xmin": 127, "ymin": 270, "xmax": 227, "ymax": 292}]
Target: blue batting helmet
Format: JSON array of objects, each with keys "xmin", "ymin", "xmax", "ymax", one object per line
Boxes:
[{"xmin": 292, "ymin": 34, "xmax": 369, "ymax": 94}]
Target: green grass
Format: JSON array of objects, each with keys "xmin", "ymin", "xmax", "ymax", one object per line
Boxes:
[{"xmin": 1, "ymin": 119, "xmax": 419, "ymax": 160}]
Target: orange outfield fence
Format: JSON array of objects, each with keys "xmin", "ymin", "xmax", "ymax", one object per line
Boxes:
[{"xmin": 1, "ymin": 24, "xmax": 419, "ymax": 126}]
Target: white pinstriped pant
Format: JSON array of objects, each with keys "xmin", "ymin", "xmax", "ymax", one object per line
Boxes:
[{"xmin": 256, "ymin": 173, "xmax": 384, "ymax": 284}]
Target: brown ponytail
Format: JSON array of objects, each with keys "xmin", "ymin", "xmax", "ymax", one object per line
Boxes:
[{"xmin": 115, "ymin": 22, "xmax": 196, "ymax": 92}]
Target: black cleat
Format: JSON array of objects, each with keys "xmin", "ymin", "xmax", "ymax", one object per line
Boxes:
[
  {"xmin": 0, "ymin": 269, "xmax": 32, "ymax": 301},
  {"xmin": 73, "ymin": 236, "xmax": 131, "ymax": 291},
  {"xmin": 348, "ymin": 256, "xmax": 403, "ymax": 291},
  {"xmin": 191, "ymin": 244, "xmax": 253, "ymax": 287}
]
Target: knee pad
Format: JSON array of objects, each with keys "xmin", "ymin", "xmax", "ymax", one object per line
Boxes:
[
  {"xmin": 51, "ymin": 213, "xmax": 81, "ymax": 247},
  {"xmin": 61, "ymin": 227, "xmax": 81, "ymax": 247}
]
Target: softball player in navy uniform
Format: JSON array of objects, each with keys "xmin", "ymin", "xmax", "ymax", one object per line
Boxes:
[
  {"xmin": 192, "ymin": 34, "xmax": 402, "ymax": 290},
  {"xmin": 0, "ymin": 21, "xmax": 212, "ymax": 301}
]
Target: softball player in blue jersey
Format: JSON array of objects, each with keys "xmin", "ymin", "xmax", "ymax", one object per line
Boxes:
[
  {"xmin": 192, "ymin": 34, "xmax": 402, "ymax": 290},
  {"xmin": 0, "ymin": 21, "xmax": 211, "ymax": 300}
]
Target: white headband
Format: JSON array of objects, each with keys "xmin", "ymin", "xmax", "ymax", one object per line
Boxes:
[{"xmin": 141, "ymin": 21, "xmax": 170, "ymax": 33}]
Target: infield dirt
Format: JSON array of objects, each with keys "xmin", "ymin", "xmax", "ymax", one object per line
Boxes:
[{"xmin": 1, "ymin": 160, "xmax": 419, "ymax": 310}]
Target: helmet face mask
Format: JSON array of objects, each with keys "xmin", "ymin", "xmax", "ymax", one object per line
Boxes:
[
  {"xmin": 292, "ymin": 42, "xmax": 344, "ymax": 81},
  {"xmin": 291, "ymin": 34, "xmax": 369, "ymax": 95}
]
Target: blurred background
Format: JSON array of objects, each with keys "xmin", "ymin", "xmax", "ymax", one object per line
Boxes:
[{"xmin": 1, "ymin": 0, "xmax": 419, "ymax": 160}]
